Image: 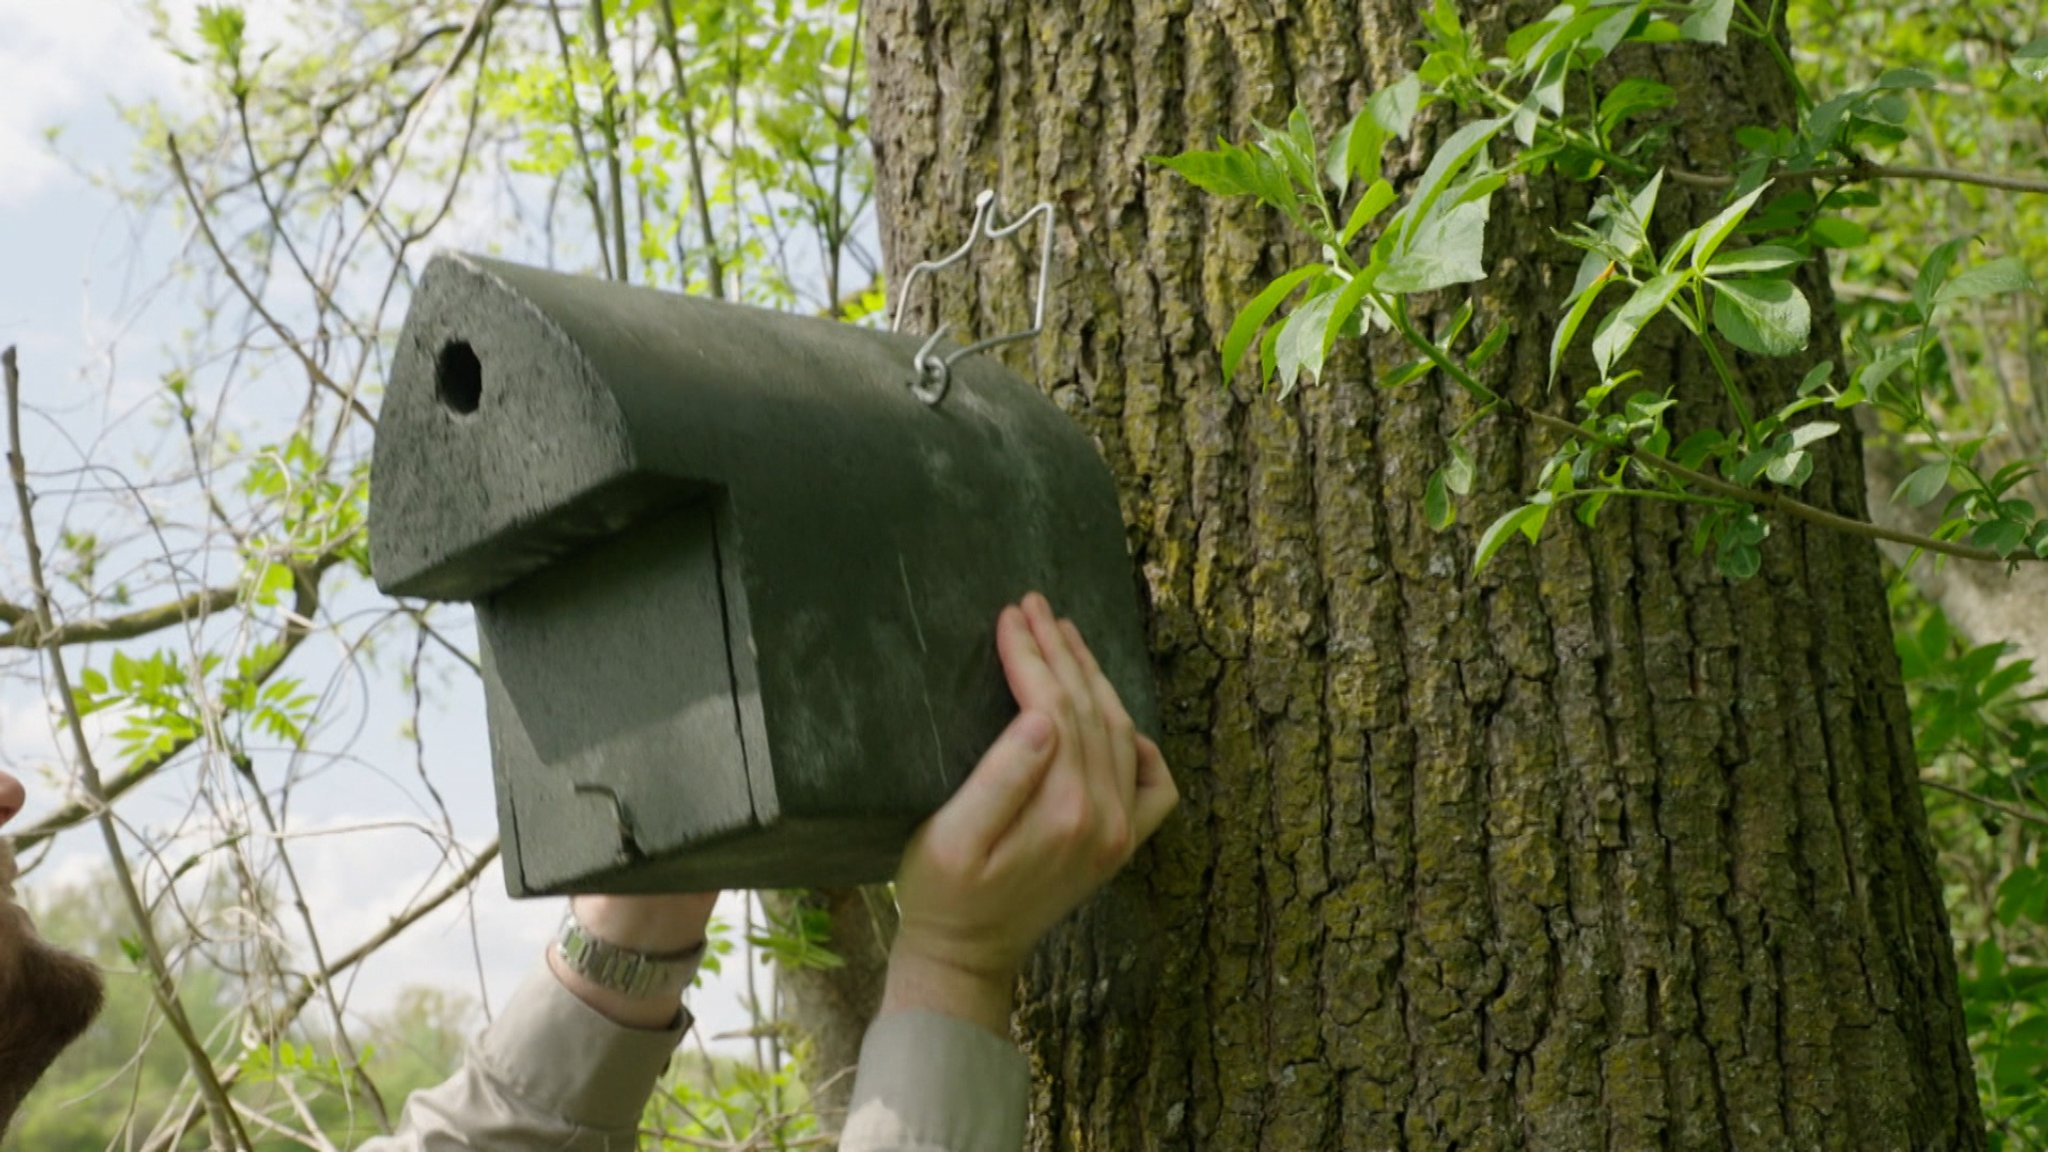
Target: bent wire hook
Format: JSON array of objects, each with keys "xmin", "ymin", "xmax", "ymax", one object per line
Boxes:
[{"xmin": 889, "ymin": 189, "xmax": 1057, "ymax": 406}]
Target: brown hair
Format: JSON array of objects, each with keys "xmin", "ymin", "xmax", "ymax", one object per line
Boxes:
[{"xmin": 0, "ymin": 932, "xmax": 106, "ymax": 1136}]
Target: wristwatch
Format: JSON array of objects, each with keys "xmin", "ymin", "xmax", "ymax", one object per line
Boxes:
[{"xmin": 553, "ymin": 913, "xmax": 707, "ymax": 998}]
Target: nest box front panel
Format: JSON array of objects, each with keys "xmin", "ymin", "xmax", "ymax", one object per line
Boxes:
[{"xmin": 479, "ymin": 501, "xmax": 755, "ymax": 894}]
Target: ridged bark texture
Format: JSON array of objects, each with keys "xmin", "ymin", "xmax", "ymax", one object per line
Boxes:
[{"xmin": 864, "ymin": 2, "xmax": 1985, "ymax": 1149}]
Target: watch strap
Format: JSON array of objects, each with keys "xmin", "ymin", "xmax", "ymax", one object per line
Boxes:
[{"xmin": 554, "ymin": 914, "xmax": 706, "ymax": 999}]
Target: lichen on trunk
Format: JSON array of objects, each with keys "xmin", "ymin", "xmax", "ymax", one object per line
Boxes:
[{"xmin": 862, "ymin": 1, "xmax": 1984, "ymax": 1148}]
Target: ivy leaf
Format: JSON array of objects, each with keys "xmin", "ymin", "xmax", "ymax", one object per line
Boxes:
[
  {"xmin": 1425, "ymin": 470, "xmax": 1456, "ymax": 530},
  {"xmin": 1380, "ymin": 195, "xmax": 1491, "ymax": 294},
  {"xmin": 1935, "ymin": 257, "xmax": 2038, "ymax": 306},
  {"xmin": 1221, "ymin": 264, "xmax": 1325, "ymax": 379},
  {"xmin": 1711, "ymin": 278, "xmax": 1811, "ymax": 356},
  {"xmin": 1692, "ymin": 182, "xmax": 1771, "ymax": 273},
  {"xmin": 2012, "ymin": 36, "xmax": 2048, "ymax": 83},
  {"xmin": 1591, "ymin": 271, "xmax": 1684, "ymax": 377},
  {"xmin": 1679, "ymin": 0, "xmax": 1733, "ymax": 45},
  {"xmin": 1894, "ymin": 461, "xmax": 1950, "ymax": 508}
]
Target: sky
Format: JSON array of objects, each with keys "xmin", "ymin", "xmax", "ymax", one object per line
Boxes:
[{"xmin": 0, "ymin": 0, "xmax": 776, "ymax": 1060}]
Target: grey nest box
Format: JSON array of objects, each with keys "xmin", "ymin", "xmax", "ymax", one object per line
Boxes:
[{"xmin": 369, "ymin": 253, "xmax": 1157, "ymax": 895}]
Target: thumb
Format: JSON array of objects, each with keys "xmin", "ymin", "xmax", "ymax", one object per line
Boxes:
[{"xmin": 929, "ymin": 710, "xmax": 1059, "ymax": 855}]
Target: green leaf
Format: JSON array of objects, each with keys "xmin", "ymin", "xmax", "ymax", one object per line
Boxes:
[
  {"xmin": 1971, "ymin": 518, "xmax": 2028, "ymax": 557},
  {"xmin": 1426, "ymin": 470, "xmax": 1456, "ymax": 530},
  {"xmin": 1598, "ymin": 78, "xmax": 1676, "ymax": 133},
  {"xmin": 1711, "ymin": 278, "xmax": 1811, "ymax": 357},
  {"xmin": 1691, "ymin": 182, "xmax": 1771, "ymax": 273},
  {"xmin": 1797, "ymin": 360, "xmax": 1834, "ymax": 396},
  {"xmin": 1708, "ymin": 245, "xmax": 1804, "ymax": 275},
  {"xmin": 1716, "ymin": 541, "xmax": 1762, "ymax": 580},
  {"xmin": 1467, "ymin": 322, "xmax": 1510, "ymax": 370},
  {"xmin": 1340, "ymin": 179, "xmax": 1398, "ymax": 245},
  {"xmin": 1789, "ymin": 421, "xmax": 1839, "ymax": 449},
  {"xmin": 1402, "ymin": 117, "xmax": 1507, "ymax": 244},
  {"xmin": 1592, "ymin": 271, "xmax": 1684, "ymax": 377},
  {"xmin": 1321, "ymin": 267, "xmax": 1383, "ymax": 357},
  {"xmin": 1444, "ymin": 442, "xmax": 1477, "ymax": 496},
  {"xmin": 1674, "ymin": 428, "xmax": 1726, "ymax": 469},
  {"xmin": 1153, "ymin": 149, "xmax": 1254, "ymax": 198},
  {"xmin": 1221, "ymin": 264, "xmax": 1325, "ymax": 378},
  {"xmin": 1873, "ymin": 68, "xmax": 1937, "ymax": 90},
  {"xmin": 1380, "ymin": 195, "xmax": 1491, "ymax": 294},
  {"xmin": 1380, "ymin": 358, "xmax": 1432, "ymax": 389},
  {"xmin": 1475, "ymin": 504, "xmax": 1544, "ymax": 570},
  {"xmin": 2012, "ymin": 36, "xmax": 2048, "ymax": 83},
  {"xmin": 1276, "ymin": 289, "xmax": 1342, "ymax": 396},
  {"xmin": 1935, "ymin": 257, "xmax": 2038, "ymax": 306},
  {"xmin": 1766, "ymin": 449, "xmax": 1812, "ymax": 487},
  {"xmin": 1550, "ymin": 268, "xmax": 1613, "ymax": 383},
  {"xmin": 1807, "ymin": 216, "xmax": 1869, "ymax": 248},
  {"xmin": 1678, "ymin": 0, "xmax": 1733, "ymax": 44},
  {"xmin": 1894, "ymin": 461, "xmax": 1950, "ymax": 508},
  {"xmin": 1370, "ymin": 73, "xmax": 1424, "ymax": 139}
]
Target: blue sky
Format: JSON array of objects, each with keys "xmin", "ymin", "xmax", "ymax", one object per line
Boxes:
[{"xmin": 0, "ymin": 0, "xmax": 773, "ymax": 1054}]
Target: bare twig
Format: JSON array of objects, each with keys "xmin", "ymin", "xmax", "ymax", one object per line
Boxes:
[
  {"xmin": 587, "ymin": 0, "xmax": 632, "ymax": 283},
  {"xmin": 5, "ymin": 346, "xmax": 253, "ymax": 1151},
  {"xmin": 1921, "ymin": 777, "xmax": 2048, "ymax": 830},
  {"xmin": 165, "ymin": 134, "xmax": 379, "ymax": 430},
  {"xmin": 1671, "ymin": 160, "xmax": 2048, "ymax": 196}
]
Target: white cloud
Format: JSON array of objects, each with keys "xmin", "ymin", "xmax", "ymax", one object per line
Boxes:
[{"xmin": 0, "ymin": 0, "xmax": 188, "ymax": 207}]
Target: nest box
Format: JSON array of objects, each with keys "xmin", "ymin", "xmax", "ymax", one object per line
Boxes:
[{"xmin": 369, "ymin": 253, "xmax": 1157, "ymax": 895}]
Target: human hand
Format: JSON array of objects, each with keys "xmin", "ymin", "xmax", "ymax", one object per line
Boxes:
[{"xmin": 884, "ymin": 593, "xmax": 1178, "ymax": 1035}]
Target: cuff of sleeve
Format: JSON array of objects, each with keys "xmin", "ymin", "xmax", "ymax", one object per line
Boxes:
[
  {"xmin": 471, "ymin": 967, "xmax": 694, "ymax": 1131},
  {"xmin": 842, "ymin": 1011, "xmax": 1030, "ymax": 1152}
]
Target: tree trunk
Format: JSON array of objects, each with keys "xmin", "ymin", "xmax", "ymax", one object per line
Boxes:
[
  {"xmin": 863, "ymin": 2, "xmax": 1983, "ymax": 1150},
  {"xmin": 762, "ymin": 886, "xmax": 896, "ymax": 1126}
]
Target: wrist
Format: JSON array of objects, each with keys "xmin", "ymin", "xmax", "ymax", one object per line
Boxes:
[
  {"xmin": 570, "ymin": 893, "xmax": 716, "ymax": 955},
  {"xmin": 881, "ymin": 941, "xmax": 1017, "ymax": 1038}
]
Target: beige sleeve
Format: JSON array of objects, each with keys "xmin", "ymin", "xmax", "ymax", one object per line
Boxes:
[
  {"xmin": 839, "ymin": 1011, "xmax": 1031, "ymax": 1152},
  {"xmin": 354, "ymin": 967, "xmax": 691, "ymax": 1152}
]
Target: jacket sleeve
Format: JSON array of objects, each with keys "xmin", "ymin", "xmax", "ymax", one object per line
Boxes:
[
  {"xmin": 838, "ymin": 1011, "xmax": 1031, "ymax": 1152},
  {"xmin": 354, "ymin": 968, "xmax": 690, "ymax": 1152}
]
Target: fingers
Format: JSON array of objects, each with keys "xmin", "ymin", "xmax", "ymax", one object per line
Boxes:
[
  {"xmin": 997, "ymin": 604, "xmax": 1065, "ymax": 714},
  {"xmin": 929, "ymin": 709, "xmax": 1060, "ymax": 855},
  {"xmin": 1130, "ymin": 735, "xmax": 1179, "ymax": 845},
  {"xmin": 1059, "ymin": 618, "xmax": 1139, "ymax": 819},
  {"xmin": 1022, "ymin": 594, "xmax": 1113, "ymax": 805}
]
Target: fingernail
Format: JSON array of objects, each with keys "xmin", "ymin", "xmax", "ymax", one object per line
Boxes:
[{"xmin": 1015, "ymin": 710, "xmax": 1055, "ymax": 752}]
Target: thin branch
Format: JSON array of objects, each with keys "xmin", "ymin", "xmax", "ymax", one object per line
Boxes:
[
  {"xmin": 166, "ymin": 134, "xmax": 379, "ymax": 430},
  {"xmin": 5, "ymin": 346, "xmax": 253, "ymax": 1152},
  {"xmin": 1671, "ymin": 160, "xmax": 2048, "ymax": 196},
  {"xmin": 0, "ymin": 583, "xmax": 241, "ymax": 649},
  {"xmin": 141, "ymin": 841, "xmax": 502, "ymax": 1152},
  {"xmin": 1921, "ymin": 777, "xmax": 2048, "ymax": 830},
  {"xmin": 653, "ymin": 0, "xmax": 726, "ymax": 297},
  {"xmin": 587, "ymin": 0, "xmax": 632, "ymax": 282}
]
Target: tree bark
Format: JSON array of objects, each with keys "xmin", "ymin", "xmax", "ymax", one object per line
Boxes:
[
  {"xmin": 864, "ymin": 2, "xmax": 1984, "ymax": 1150},
  {"xmin": 762, "ymin": 886, "xmax": 896, "ymax": 1126}
]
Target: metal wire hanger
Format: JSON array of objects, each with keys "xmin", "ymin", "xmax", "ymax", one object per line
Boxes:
[{"xmin": 889, "ymin": 189, "xmax": 1056, "ymax": 406}]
